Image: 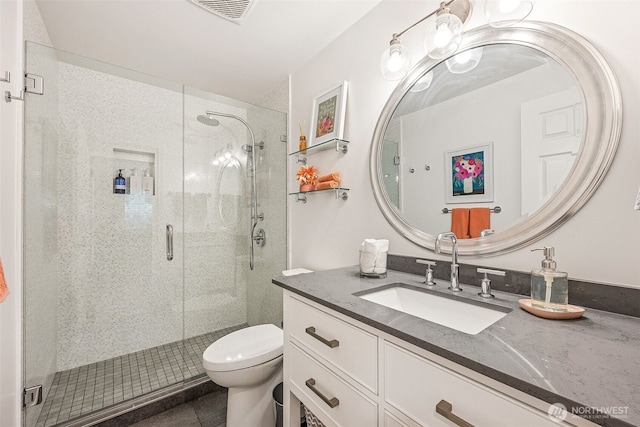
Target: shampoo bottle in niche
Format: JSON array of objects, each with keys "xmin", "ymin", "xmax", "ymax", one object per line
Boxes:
[
  {"xmin": 114, "ymin": 169, "xmax": 126, "ymax": 194},
  {"xmin": 128, "ymin": 167, "xmax": 142, "ymax": 195},
  {"xmin": 142, "ymin": 169, "xmax": 154, "ymax": 195},
  {"xmin": 530, "ymin": 247, "xmax": 568, "ymax": 312}
]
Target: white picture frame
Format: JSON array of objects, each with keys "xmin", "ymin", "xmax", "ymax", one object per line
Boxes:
[{"xmin": 310, "ymin": 81, "xmax": 348, "ymax": 146}]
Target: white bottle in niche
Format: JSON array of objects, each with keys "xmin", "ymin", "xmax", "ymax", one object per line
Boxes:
[
  {"xmin": 142, "ymin": 169, "xmax": 154, "ymax": 195},
  {"xmin": 128, "ymin": 168, "xmax": 142, "ymax": 195}
]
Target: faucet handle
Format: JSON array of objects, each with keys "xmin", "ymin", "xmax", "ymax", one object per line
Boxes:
[
  {"xmin": 477, "ymin": 267, "xmax": 505, "ymax": 277},
  {"xmin": 416, "ymin": 259, "xmax": 437, "ymax": 286},
  {"xmin": 476, "ymin": 268, "xmax": 505, "ymax": 298}
]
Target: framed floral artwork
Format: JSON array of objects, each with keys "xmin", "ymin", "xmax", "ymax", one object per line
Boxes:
[
  {"xmin": 310, "ymin": 81, "xmax": 348, "ymax": 146},
  {"xmin": 444, "ymin": 142, "xmax": 493, "ymax": 203}
]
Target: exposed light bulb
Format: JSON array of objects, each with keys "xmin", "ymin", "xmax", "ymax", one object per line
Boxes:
[
  {"xmin": 225, "ymin": 152, "xmax": 232, "ymax": 159},
  {"xmin": 425, "ymin": 12, "xmax": 463, "ymax": 59},
  {"xmin": 499, "ymin": 0, "xmax": 520, "ymax": 14},
  {"xmin": 433, "ymin": 23, "xmax": 453, "ymax": 48},
  {"xmin": 380, "ymin": 37, "xmax": 411, "ymax": 80},
  {"xmin": 218, "ymin": 155, "xmax": 225, "ymax": 162},
  {"xmin": 386, "ymin": 50, "xmax": 403, "ymax": 73},
  {"xmin": 212, "ymin": 159, "xmax": 219, "ymax": 166}
]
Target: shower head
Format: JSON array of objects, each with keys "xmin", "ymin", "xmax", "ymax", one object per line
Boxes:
[{"xmin": 197, "ymin": 114, "xmax": 220, "ymax": 127}]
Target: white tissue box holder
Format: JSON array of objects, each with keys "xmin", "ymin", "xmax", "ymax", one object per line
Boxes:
[{"xmin": 359, "ymin": 250, "xmax": 387, "ymax": 278}]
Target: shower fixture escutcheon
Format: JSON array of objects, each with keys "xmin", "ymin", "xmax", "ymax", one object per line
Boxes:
[{"xmin": 253, "ymin": 229, "xmax": 266, "ymax": 247}]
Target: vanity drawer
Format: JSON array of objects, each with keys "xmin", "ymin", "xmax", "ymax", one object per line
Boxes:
[
  {"xmin": 289, "ymin": 342, "xmax": 377, "ymax": 427},
  {"xmin": 384, "ymin": 342, "xmax": 566, "ymax": 427},
  {"xmin": 288, "ymin": 295, "xmax": 378, "ymax": 392}
]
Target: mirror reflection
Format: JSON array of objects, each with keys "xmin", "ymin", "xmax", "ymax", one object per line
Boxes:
[{"xmin": 381, "ymin": 44, "xmax": 581, "ymax": 238}]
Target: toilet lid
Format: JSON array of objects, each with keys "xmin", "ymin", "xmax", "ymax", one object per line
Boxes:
[{"xmin": 203, "ymin": 324, "xmax": 283, "ymax": 372}]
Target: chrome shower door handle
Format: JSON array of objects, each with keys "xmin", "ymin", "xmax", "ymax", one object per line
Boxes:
[{"xmin": 166, "ymin": 224, "xmax": 173, "ymax": 261}]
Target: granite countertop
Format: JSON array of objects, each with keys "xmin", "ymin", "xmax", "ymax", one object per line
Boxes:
[{"xmin": 273, "ymin": 266, "xmax": 640, "ymax": 427}]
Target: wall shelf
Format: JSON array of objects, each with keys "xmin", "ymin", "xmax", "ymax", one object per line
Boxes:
[
  {"xmin": 289, "ymin": 187, "xmax": 349, "ymax": 203},
  {"xmin": 289, "ymin": 138, "xmax": 349, "ymax": 165}
]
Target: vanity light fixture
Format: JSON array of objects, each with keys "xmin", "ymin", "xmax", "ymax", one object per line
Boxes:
[
  {"xmin": 484, "ymin": 0, "xmax": 536, "ymax": 28},
  {"xmin": 380, "ymin": 0, "xmax": 472, "ymax": 80},
  {"xmin": 445, "ymin": 46, "xmax": 483, "ymax": 73},
  {"xmin": 380, "ymin": 0, "xmax": 535, "ymax": 80}
]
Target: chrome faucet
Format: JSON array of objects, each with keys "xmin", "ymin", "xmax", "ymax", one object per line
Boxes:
[{"xmin": 435, "ymin": 232, "xmax": 461, "ymax": 292}]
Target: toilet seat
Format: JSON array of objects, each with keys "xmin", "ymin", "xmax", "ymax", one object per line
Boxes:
[{"xmin": 203, "ymin": 324, "xmax": 283, "ymax": 372}]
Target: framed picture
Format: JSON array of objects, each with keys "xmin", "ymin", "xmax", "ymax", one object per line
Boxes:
[
  {"xmin": 444, "ymin": 142, "xmax": 493, "ymax": 204},
  {"xmin": 310, "ymin": 81, "xmax": 348, "ymax": 146}
]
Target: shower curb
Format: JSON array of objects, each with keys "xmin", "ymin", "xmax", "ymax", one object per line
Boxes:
[{"xmin": 55, "ymin": 375, "xmax": 224, "ymax": 427}]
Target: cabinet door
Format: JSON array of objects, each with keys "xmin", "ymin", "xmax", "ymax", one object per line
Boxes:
[{"xmin": 384, "ymin": 342, "xmax": 564, "ymax": 427}]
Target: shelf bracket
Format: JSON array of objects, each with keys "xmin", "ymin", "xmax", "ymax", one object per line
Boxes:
[
  {"xmin": 296, "ymin": 194, "xmax": 308, "ymax": 203},
  {"xmin": 335, "ymin": 190, "xmax": 348, "ymax": 200},
  {"xmin": 295, "ymin": 154, "xmax": 307, "ymax": 165},
  {"xmin": 335, "ymin": 140, "xmax": 348, "ymax": 153}
]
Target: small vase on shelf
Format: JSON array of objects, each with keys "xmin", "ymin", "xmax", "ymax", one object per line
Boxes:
[{"xmin": 299, "ymin": 135, "xmax": 307, "ymax": 154}]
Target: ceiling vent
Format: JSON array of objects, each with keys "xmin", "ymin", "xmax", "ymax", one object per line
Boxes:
[{"xmin": 189, "ymin": 0, "xmax": 257, "ymax": 24}]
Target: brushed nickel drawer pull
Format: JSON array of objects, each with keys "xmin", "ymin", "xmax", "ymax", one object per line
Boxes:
[
  {"xmin": 305, "ymin": 378, "xmax": 339, "ymax": 408},
  {"xmin": 436, "ymin": 400, "xmax": 475, "ymax": 427},
  {"xmin": 305, "ymin": 326, "xmax": 339, "ymax": 348}
]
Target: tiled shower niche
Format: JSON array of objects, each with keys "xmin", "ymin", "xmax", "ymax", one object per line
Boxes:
[{"xmin": 112, "ymin": 148, "xmax": 156, "ymax": 196}]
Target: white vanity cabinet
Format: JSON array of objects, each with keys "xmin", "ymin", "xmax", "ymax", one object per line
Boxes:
[{"xmin": 283, "ymin": 291, "xmax": 586, "ymax": 427}]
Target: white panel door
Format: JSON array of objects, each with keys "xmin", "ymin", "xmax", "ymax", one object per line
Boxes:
[{"xmin": 520, "ymin": 88, "xmax": 582, "ymax": 215}]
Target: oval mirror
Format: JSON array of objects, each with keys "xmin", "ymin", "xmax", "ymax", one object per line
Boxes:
[
  {"xmin": 370, "ymin": 22, "xmax": 622, "ymax": 256},
  {"xmin": 218, "ymin": 157, "xmax": 243, "ymax": 229}
]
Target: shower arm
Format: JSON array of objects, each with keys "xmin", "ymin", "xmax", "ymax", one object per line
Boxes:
[{"xmin": 205, "ymin": 111, "xmax": 259, "ymax": 270}]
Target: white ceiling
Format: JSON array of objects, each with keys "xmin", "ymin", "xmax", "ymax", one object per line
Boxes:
[{"xmin": 35, "ymin": 0, "xmax": 382, "ymax": 105}]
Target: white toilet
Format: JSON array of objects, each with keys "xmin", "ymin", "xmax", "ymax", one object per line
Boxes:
[{"xmin": 203, "ymin": 324, "xmax": 284, "ymax": 427}]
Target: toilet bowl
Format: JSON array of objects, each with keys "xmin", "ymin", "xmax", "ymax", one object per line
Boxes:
[{"xmin": 203, "ymin": 324, "xmax": 283, "ymax": 427}]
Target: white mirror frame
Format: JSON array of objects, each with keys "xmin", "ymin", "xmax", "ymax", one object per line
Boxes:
[{"xmin": 370, "ymin": 22, "xmax": 622, "ymax": 256}]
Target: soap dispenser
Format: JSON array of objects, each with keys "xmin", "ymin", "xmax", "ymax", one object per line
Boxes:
[
  {"xmin": 114, "ymin": 169, "xmax": 126, "ymax": 194},
  {"xmin": 530, "ymin": 247, "xmax": 568, "ymax": 312}
]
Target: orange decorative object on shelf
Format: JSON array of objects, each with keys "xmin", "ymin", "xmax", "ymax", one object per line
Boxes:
[
  {"xmin": 299, "ymin": 183, "xmax": 315, "ymax": 192},
  {"xmin": 299, "ymin": 135, "xmax": 307, "ymax": 154},
  {"xmin": 296, "ymin": 165, "xmax": 318, "ymax": 193}
]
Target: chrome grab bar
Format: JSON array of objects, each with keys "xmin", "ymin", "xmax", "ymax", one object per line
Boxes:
[
  {"xmin": 305, "ymin": 378, "xmax": 339, "ymax": 408},
  {"xmin": 166, "ymin": 224, "xmax": 173, "ymax": 261},
  {"xmin": 305, "ymin": 327, "xmax": 339, "ymax": 348},
  {"xmin": 435, "ymin": 400, "xmax": 475, "ymax": 427}
]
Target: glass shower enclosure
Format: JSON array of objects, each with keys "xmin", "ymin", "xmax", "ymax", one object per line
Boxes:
[{"xmin": 23, "ymin": 42, "xmax": 287, "ymax": 427}]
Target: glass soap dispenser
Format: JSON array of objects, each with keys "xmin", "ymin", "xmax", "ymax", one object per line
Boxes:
[{"xmin": 530, "ymin": 247, "xmax": 568, "ymax": 312}]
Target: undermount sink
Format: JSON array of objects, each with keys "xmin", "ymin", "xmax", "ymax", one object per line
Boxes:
[{"xmin": 354, "ymin": 283, "xmax": 511, "ymax": 335}]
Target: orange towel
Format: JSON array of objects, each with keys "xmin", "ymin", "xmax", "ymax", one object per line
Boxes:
[
  {"xmin": 316, "ymin": 180, "xmax": 340, "ymax": 190},
  {"xmin": 469, "ymin": 207, "xmax": 491, "ymax": 238},
  {"xmin": 0, "ymin": 258, "xmax": 9, "ymax": 303},
  {"xmin": 451, "ymin": 208, "xmax": 470, "ymax": 239},
  {"xmin": 318, "ymin": 172, "xmax": 340, "ymax": 183}
]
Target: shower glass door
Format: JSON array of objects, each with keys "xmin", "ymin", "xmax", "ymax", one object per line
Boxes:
[
  {"xmin": 23, "ymin": 43, "xmax": 287, "ymax": 427},
  {"xmin": 23, "ymin": 42, "xmax": 186, "ymax": 426}
]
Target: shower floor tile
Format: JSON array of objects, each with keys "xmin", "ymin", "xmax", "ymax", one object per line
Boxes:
[{"xmin": 35, "ymin": 324, "xmax": 247, "ymax": 427}]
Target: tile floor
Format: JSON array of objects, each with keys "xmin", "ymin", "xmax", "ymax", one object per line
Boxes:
[
  {"xmin": 128, "ymin": 390, "xmax": 227, "ymax": 427},
  {"xmin": 35, "ymin": 324, "xmax": 246, "ymax": 427}
]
